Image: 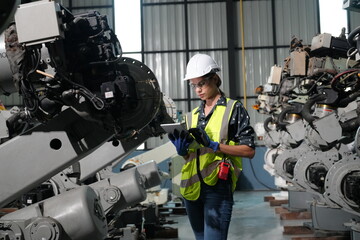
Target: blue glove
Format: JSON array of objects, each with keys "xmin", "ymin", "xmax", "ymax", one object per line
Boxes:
[
  {"xmin": 168, "ymin": 129, "xmax": 193, "ymax": 156},
  {"xmin": 188, "ymin": 128, "xmax": 219, "ymax": 152}
]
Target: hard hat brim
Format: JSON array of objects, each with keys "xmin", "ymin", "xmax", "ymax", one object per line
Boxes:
[{"xmin": 183, "ymin": 67, "xmax": 220, "ymax": 81}]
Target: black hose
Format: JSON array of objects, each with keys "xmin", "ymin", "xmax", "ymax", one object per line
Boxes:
[
  {"xmin": 248, "ymin": 157, "xmax": 278, "ymax": 191},
  {"xmin": 342, "ymin": 103, "xmax": 360, "ymax": 132},
  {"xmin": 264, "ymin": 117, "xmax": 275, "ymax": 132},
  {"xmin": 301, "ymin": 94, "xmax": 327, "ymax": 123},
  {"xmin": 348, "ymin": 26, "xmax": 360, "ymax": 48},
  {"xmin": 341, "ymin": 118, "xmax": 360, "ymax": 132},
  {"xmin": 338, "ymin": 91, "xmax": 360, "ymax": 108}
]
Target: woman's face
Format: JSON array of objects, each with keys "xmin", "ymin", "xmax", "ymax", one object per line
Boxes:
[{"xmin": 190, "ymin": 76, "xmax": 219, "ymax": 101}]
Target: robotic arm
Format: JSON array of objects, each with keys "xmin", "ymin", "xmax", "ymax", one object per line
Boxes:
[{"xmin": 0, "ymin": 1, "xmax": 175, "ymax": 240}]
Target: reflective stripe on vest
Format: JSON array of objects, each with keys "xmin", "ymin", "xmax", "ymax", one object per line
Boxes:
[
  {"xmin": 184, "ymin": 147, "xmax": 213, "ymax": 164},
  {"xmin": 181, "ymin": 98, "xmax": 242, "ymax": 200},
  {"xmin": 180, "ymin": 161, "xmax": 220, "ymax": 188}
]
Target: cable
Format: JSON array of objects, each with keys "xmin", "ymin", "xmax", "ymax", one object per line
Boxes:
[
  {"xmin": 56, "ymin": 71, "xmax": 105, "ymax": 110},
  {"xmin": 247, "ymin": 151, "xmax": 279, "ymax": 191}
]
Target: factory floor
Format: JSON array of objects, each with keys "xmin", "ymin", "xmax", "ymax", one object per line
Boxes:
[{"xmin": 153, "ymin": 191, "xmax": 314, "ymax": 240}]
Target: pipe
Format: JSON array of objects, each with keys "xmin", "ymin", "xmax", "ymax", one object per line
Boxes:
[
  {"xmin": 240, "ymin": 0, "xmax": 247, "ymax": 108},
  {"xmin": 338, "ymin": 91, "xmax": 360, "ymax": 108},
  {"xmin": 264, "ymin": 116, "xmax": 275, "ymax": 132},
  {"xmin": 301, "ymin": 93, "xmax": 327, "ymax": 123},
  {"xmin": 347, "ymin": 25, "xmax": 360, "ymax": 48}
]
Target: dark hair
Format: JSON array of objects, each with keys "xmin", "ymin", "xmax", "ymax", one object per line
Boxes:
[
  {"xmin": 204, "ymin": 73, "xmax": 222, "ymax": 88},
  {"xmin": 204, "ymin": 73, "xmax": 225, "ymax": 96}
]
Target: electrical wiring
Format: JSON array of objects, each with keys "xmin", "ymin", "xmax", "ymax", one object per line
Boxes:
[
  {"xmin": 246, "ymin": 147, "xmax": 279, "ymax": 191},
  {"xmin": 248, "ymin": 156, "xmax": 279, "ymax": 191}
]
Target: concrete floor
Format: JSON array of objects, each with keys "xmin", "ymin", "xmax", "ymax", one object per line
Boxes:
[{"xmin": 155, "ymin": 191, "xmax": 313, "ymax": 240}]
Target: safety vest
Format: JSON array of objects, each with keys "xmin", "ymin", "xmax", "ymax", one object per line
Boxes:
[{"xmin": 180, "ymin": 98, "xmax": 242, "ymax": 200}]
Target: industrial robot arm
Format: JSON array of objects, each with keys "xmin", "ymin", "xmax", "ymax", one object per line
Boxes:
[{"xmin": 0, "ymin": 1, "xmax": 175, "ymax": 240}]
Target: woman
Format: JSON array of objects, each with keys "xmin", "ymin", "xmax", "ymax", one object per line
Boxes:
[{"xmin": 169, "ymin": 53, "xmax": 255, "ymax": 240}]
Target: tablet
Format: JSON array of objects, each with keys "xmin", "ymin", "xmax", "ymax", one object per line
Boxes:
[
  {"xmin": 161, "ymin": 123, "xmax": 200, "ymax": 149},
  {"xmin": 160, "ymin": 123, "xmax": 187, "ymax": 134}
]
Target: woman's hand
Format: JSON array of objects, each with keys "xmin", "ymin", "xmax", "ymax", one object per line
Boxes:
[
  {"xmin": 168, "ymin": 129, "xmax": 193, "ymax": 156},
  {"xmin": 188, "ymin": 128, "xmax": 219, "ymax": 152}
]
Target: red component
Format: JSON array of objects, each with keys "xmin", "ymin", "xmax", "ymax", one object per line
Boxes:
[{"xmin": 218, "ymin": 162, "xmax": 230, "ymax": 180}]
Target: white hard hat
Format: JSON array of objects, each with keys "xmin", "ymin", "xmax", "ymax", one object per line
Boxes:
[{"xmin": 183, "ymin": 54, "xmax": 221, "ymax": 81}]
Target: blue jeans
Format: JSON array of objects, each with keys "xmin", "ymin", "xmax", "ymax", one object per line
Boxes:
[{"xmin": 184, "ymin": 179, "xmax": 234, "ymax": 240}]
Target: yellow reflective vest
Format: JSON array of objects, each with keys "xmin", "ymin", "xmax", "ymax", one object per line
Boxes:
[{"xmin": 180, "ymin": 98, "xmax": 242, "ymax": 201}]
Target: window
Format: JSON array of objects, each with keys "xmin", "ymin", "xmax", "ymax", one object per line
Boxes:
[
  {"xmin": 114, "ymin": 1, "xmax": 144, "ymax": 149},
  {"xmin": 319, "ymin": 0, "xmax": 348, "ymax": 36},
  {"xmin": 114, "ymin": 0, "xmax": 142, "ymax": 61}
]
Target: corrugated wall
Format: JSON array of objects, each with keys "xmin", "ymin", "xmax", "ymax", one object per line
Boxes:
[
  {"xmin": 141, "ymin": 0, "xmax": 320, "ymax": 148},
  {"xmin": 187, "ymin": 3, "xmax": 228, "ymax": 50},
  {"xmin": 234, "ymin": 0, "xmax": 319, "ymax": 100},
  {"xmin": 349, "ymin": 11, "xmax": 360, "ymax": 32},
  {"xmin": 274, "ymin": 0, "xmax": 319, "ymax": 46}
]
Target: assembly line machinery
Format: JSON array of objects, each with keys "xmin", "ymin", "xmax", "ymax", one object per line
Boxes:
[
  {"xmin": 255, "ymin": 6, "xmax": 360, "ymax": 239},
  {"xmin": 7, "ymin": 1, "xmax": 360, "ymax": 240},
  {"xmin": 0, "ymin": 1, "xmax": 177, "ymax": 240}
]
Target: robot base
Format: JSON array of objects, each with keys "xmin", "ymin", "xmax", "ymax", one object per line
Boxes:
[
  {"xmin": 304, "ymin": 203, "xmax": 360, "ymax": 236},
  {"xmin": 352, "ymin": 224, "xmax": 360, "ymax": 240},
  {"xmin": 285, "ymin": 188, "xmax": 313, "ymax": 212}
]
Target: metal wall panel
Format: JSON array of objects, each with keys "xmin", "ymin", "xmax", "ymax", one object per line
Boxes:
[
  {"xmin": 232, "ymin": 0, "xmax": 319, "ymax": 126},
  {"xmin": 276, "ymin": 47, "xmax": 291, "ymax": 65},
  {"xmin": 246, "ymin": 98, "xmax": 266, "ymax": 126},
  {"xmin": 235, "ymin": 1, "xmax": 274, "ymax": 47},
  {"xmin": 234, "ymin": 48, "xmax": 274, "ymax": 124},
  {"xmin": 143, "ymin": 0, "xmax": 221, "ymax": 2},
  {"xmin": 142, "ymin": 51, "xmax": 191, "ymax": 146},
  {"xmin": 143, "ymin": 5, "xmax": 186, "ymax": 51},
  {"xmin": 58, "ymin": 0, "xmax": 70, "ymax": 6},
  {"xmin": 274, "ymin": 0, "xmax": 319, "ymax": 45},
  {"xmin": 144, "ymin": 0, "xmax": 183, "ymax": 3},
  {"xmin": 187, "ymin": 2, "xmax": 227, "ymax": 49},
  {"xmin": 144, "ymin": 52, "xmax": 187, "ymax": 100},
  {"xmin": 70, "ymin": 0, "xmax": 113, "ymax": 7},
  {"xmin": 235, "ymin": 49, "xmax": 274, "ymax": 100},
  {"xmin": 349, "ymin": 11, "xmax": 360, "ymax": 31},
  {"xmin": 190, "ymin": 100, "xmax": 201, "ymax": 112},
  {"xmin": 188, "ymin": 0, "xmax": 223, "ymax": 2},
  {"xmin": 103, "ymin": 8, "xmax": 115, "ymax": 29}
]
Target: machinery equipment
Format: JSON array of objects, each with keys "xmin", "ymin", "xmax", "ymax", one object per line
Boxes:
[
  {"xmin": 0, "ymin": 1, "xmax": 176, "ymax": 239},
  {"xmin": 255, "ymin": 23, "xmax": 360, "ymax": 237}
]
